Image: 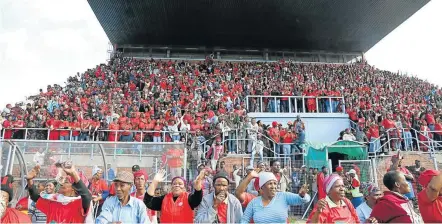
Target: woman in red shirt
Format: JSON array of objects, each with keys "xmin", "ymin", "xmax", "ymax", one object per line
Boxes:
[
  {"xmin": 308, "ymin": 174, "xmax": 362, "ymax": 223},
  {"xmin": 107, "ymin": 119, "xmax": 119, "ymax": 142}
]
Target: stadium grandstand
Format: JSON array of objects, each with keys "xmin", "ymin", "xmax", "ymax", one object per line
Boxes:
[{"xmin": 1, "ymin": 0, "xmax": 442, "ymax": 223}]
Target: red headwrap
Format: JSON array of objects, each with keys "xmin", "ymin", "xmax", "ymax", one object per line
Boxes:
[
  {"xmin": 419, "ymin": 170, "xmax": 440, "ymax": 188},
  {"xmin": 336, "ymin": 166, "xmax": 343, "ymax": 172},
  {"xmin": 253, "ymin": 177, "xmax": 260, "ymax": 192},
  {"xmin": 272, "ymin": 121, "xmax": 277, "ymax": 127},
  {"xmin": 133, "ymin": 170, "xmax": 148, "ymax": 180}
]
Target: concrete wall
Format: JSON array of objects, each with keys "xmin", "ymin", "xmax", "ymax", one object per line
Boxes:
[{"xmin": 247, "ymin": 113, "xmax": 350, "ymax": 143}]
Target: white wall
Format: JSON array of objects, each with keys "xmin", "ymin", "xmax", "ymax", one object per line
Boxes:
[{"xmin": 247, "ymin": 113, "xmax": 350, "ymax": 144}]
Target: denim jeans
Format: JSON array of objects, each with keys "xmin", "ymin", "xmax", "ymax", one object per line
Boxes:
[
  {"xmin": 60, "ymin": 135, "xmax": 69, "ymax": 141},
  {"xmin": 172, "ymin": 135, "xmax": 180, "ymax": 142},
  {"xmin": 403, "ymin": 131, "xmax": 412, "ymax": 150}
]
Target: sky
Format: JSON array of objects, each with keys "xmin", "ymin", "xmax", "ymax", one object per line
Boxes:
[{"xmin": 0, "ymin": 0, "xmax": 441, "ymax": 107}]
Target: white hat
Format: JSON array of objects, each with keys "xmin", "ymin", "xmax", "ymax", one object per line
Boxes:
[
  {"xmin": 92, "ymin": 165, "xmax": 102, "ymax": 176},
  {"xmin": 347, "ymin": 169, "xmax": 356, "ymax": 175},
  {"xmin": 258, "ymin": 172, "xmax": 277, "ymax": 189}
]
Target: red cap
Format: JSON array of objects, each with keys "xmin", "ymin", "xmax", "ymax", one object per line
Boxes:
[
  {"xmin": 419, "ymin": 170, "xmax": 440, "ymax": 188},
  {"xmin": 336, "ymin": 166, "xmax": 343, "ymax": 172},
  {"xmin": 272, "ymin": 121, "xmax": 278, "ymax": 127},
  {"xmin": 133, "ymin": 170, "xmax": 148, "ymax": 181}
]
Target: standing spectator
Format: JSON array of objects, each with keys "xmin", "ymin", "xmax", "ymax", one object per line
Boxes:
[
  {"xmin": 388, "ymin": 151, "xmax": 415, "ymax": 200},
  {"xmin": 25, "ymin": 163, "xmax": 94, "ymax": 223},
  {"xmin": 162, "ymin": 147, "xmax": 184, "ymax": 179},
  {"xmin": 317, "ymin": 166, "xmax": 328, "ymax": 200},
  {"xmin": 131, "ymin": 170, "xmax": 158, "ymax": 224},
  {"xmin": 417, "ymin": 170, "xmax": 442, "ymax": 223},
  {"xmin": 307, "ymin": 174, "xmax": 362, "ymax": 223},
  {"xmin": 206, "ymin": 138, "xmax": 224, "ymax": 171},
  {"xmin": 406, "ymin": 160, "xmax": 426, "ymax": 193},
  {"xmin": 346, "ymin": 169, "xmax": 364, "ymax": 208},
  {"xmin": 369, "ymin": 171, "xmax": 422, "ymax": 223},
  {"xmin": 96, "ymin": 171, "xmax": 149, "ymax": 224},
  {"xmin": 144, "ymin": 170, "xmax": 204, "ymax": 223},
  {"xmin": 240, "ymin": 172, "xmax": 310, "ymax": 223},
  {"xmin": 89, "ymin": 166, "xmax": 109, "ymax": 217},
  {"xmin": 195, "ymin": 171, "xmax": 243, "ymax": 223},
  {"xmin": 270, "ymin": 160, "xmax": 291, "ymax": 192}
]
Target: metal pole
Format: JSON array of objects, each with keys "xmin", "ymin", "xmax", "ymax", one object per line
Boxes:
[
  {"xmin": 294, "ymin": 97, "xmax": 298, "ymax": 113},
  {"xmin": 288, "ymin": 97, "xmax": 292, "ymax": 113},
  {"xmin": 371, "ymin": 158, "xmax": 379, "ymax": 187},
  {"xmin": 8, "ymin": 145, "xmax": 17, "ymax": 175},
  {"xmin": 236, "ymin": 129, "xmax": 239, "ymax": 154},
  {"xmin": 274, "ymin": 97, "xmax": 277, "ymax": 113},
  {"xmin": 302, "ymin": 97, "xmax": 306, "ymax": 113},
  {"xmin": 183, "ymin": 141, "xmax": 188, "ymax": 179},
  {"xmin": 328, "ymin": 98, "xmax": 332, "ymax": 113},
  {"xmin": 433, "ymin": 156, "xmax": 438, "ymax": 170},
  {"xmin": 4, "ymin": 145, "xmax": 12, "ymax": 176},
  {"xmin": 246, "ymin": 96, "xmax": 249, "ymax": 111},
  {"xmin": 24, "ymin": 129, "xmax": 28, "ymax": 140},
  {"xmin": 98, "ymin": 144, "xmax": 108, "ymax": 181},
  {"xmin": 260, "ymin": 97, "xmax": 263, "ymax": 112},
  {"xmin": 341, "ymin": 97, "xmax": 346, "ymax": 113},
  {"xmin": 316, "ymin": 98, "xmax": 319, "ymax": 113}
]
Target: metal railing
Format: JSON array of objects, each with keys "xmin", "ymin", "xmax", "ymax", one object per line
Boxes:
[
  {"xmin": 245, "ymin": 95, "xmax": 345, "ymax": 113},
  {"xmin": 1, "ymin": 127, "xmax": 191, "ymax": 143}
]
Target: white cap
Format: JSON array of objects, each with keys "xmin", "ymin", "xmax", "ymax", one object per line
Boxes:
[{"xmin": 258, "ymin": 172, "xmax": 277, "ymax": 189}]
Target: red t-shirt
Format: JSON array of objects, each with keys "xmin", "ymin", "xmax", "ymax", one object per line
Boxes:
[
  {"xmin": 417, "ymin": 191, "xmax": 442, "ymax": 223},
  {"xmin": 36, "ymin": 197, "xmax": 87, "ymax": 223},
  {"xmin": 1, "ymin": 208, "xmax": 31, "ymax": 223}
]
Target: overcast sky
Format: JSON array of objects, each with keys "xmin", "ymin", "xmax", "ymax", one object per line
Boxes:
[{"xmin": 0, "ymin": 0, "xmax": 440, "ymax": 107}]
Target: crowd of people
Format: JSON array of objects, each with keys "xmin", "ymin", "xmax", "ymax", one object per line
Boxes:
[
  {"xmin": 1, "ymin": 151, "xmax": 441, "ymax": 223},
  {"xmin": 1, "ymin": 56, "xmax": 442, "ymax": 156}
]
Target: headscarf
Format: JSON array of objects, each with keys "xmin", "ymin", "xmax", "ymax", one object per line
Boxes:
[
  {"xmin": 171, "ymin": 176, "xmax": 187, "ymax": 186},
  {"xmin": 336, "ymin": 166, "xmax": 344, "ymax": 172},
  {"xmin": 360, "ymin": 182, "xmax": 380, "ymax": 197},
  {"xmin": 419, "ymin": 170, "xmax": 440, "ymax": 188},
  {"xmin": 258, "ymin": 172, "xmax": 277, "ymax": 189},
  {"xmin": 324, "ymin": 174, "xmax": 342, "ymax": 194}
]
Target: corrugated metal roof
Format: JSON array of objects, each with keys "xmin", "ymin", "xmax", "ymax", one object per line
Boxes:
[{"xmin": 88, "ymin": 0, "xmax": 429, "ymax": 52}]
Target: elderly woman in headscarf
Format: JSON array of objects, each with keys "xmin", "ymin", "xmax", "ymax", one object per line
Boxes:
[
  {"xmin": 307, "ymin": 174, "xmax": 374, "ymax": 223},
  {"xmin": 356, "ymin": 183, "xmax": 383, "ymax": 223},
  {"xmin": 144, "ymin": 169, "xmax": 205, "ymax": 223},
  {"xmin": 240, "ymin": 172, "xmax": 310, "ymax": 224}
]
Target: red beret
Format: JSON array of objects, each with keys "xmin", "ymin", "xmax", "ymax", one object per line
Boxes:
[
  {"xmin": 133, "ymin": 170, "xmax": 148, "ymax": 181},
  {"xmin": 419, "ymin": 170, "xmax": 440, "ymax": 188},
  {"xmin": 336, "ymin": 166, "xmax": 344, "ymax": 172}
]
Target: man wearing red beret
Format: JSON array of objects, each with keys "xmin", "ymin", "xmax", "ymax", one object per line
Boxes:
[{"xmin": 417, "ymin": 169, "xmax": 442, "ymax": 223}]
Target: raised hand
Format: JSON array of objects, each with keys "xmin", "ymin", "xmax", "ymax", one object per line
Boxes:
[
  {"xmin": 153, "ymin": 169, "xmax": 166, "ymax": 183},
  {"xmin": 315, "ymin": 199, "xmax": 327, "ymax": 213},
  {"xmin": 299, "ymin": 184, "xmax": 309, "ymax": 196},
  {"xmin": 250, "ymin": 168, "xmax": 260, "ymax": 178},
  {"xmin": 26, "ymin": 165, "xmax": 40, "ymax": 180},
  {"xmin": 61, "ymin": 161, "xmax": 76, "ymax": 176}
]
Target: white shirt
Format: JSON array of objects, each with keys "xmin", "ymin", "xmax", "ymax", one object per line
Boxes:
[{"xmin": 356, "ymin": 201, "xmax": 372, "ymax": 223}]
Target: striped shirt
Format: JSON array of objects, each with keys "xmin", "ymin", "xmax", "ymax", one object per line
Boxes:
[{"xmin": 241, "ymin": 192, "xmax": 310, "ymax": 224}]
